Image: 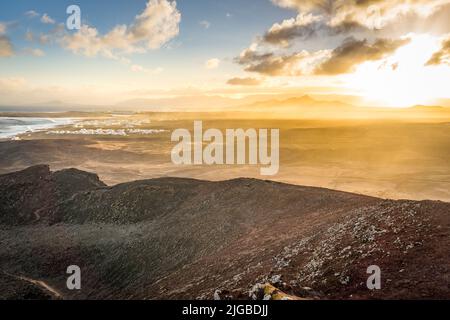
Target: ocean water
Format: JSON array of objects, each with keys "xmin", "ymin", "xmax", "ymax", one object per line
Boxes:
[{"xmin": 0, "ymin": 117, "xmax": 74, "ymax": 139}]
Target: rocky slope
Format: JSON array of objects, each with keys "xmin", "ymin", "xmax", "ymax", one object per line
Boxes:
[
  {"xmin": 0, "ymin": 165, "xmax": 105, "ymax": 225},
  {"xmin": 0, "ymin": 166, "xmax": 448, "ymax": 299}
]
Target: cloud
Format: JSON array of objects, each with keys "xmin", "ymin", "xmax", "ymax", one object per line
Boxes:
[
  {"xmin": 41, "ymin": 13, "xmax": 55, "ymax": 24},
  {"xmin": 263, "ymin": 13, "xmax": 367, "ymax": 46},
  {"xmin": 236, "ymin": 36, "xmax": 408, "ymax": 76},
  {"xmin": 25, "ymin": 10, "xmax": 39, "ymax": 18},
  {"xmin": 264, "ymin": 1, "xmax": 450, "ymax": 48},
  {"xmin": 227, "ymin": 77, "xmax": 263, "ymax": 86},
  {"xmin": 246, "ymin": 51, "xmax": 330, "ymax": 76},
  {"xmin": 199, "ymin": 20, "xmax": 211, "ymax": 29},
  {"xmin": 0, "ymin": 35, "xmax": 14, "ymax": 57},
  {"xmin": 130, "ymin": 0, "xmax": 181, "ymax": 49},
  {"xmin": 270, "ymin": 0, "xmax": 450, "ymax": 29},
  {"xmin": 231, "ymin": 0, "xmax": 438, "ymax": 80},
  {"xmin": 263, "ymin": 13, "xmax": 323, "ymax": 46},
  {"xmin": 235, "ymin": 43, "xmax": 329, "ymax": 76},
  {"xmin": 62, "ymin": 0, "xmax": 181, "ymax": 58},
  {"xmin": 270, "ymin": 0, "xmax": 331, "ymax": 11},
  {"xmin": 24, "ymin": 48, "xmax": 45, "ymax": 57},
  {"xmin": 35, "ymin": 24, "xmax": 66, "ymax": 45},
  {"xmin": 25, "ymin": 30, "xmax": 34, "ymax": 41},
  {"xmin": 314, "ymin": 37, "xmax": 409, "ymax": 75},
  {"xmin": 39, "ymin": 34, "xmax": 51, "ymax": 44},
  {"xmin": 130, "ymin": 64, "xmax": 163, "ymax": 74},
  {"xmin": 131, "ymin": 64, "xmax": 146, "ymax": 72},
  {"xmin": 243, "ymin": 52, "xmax": 305, "ymax": 76},
  {"xmin": 233, "ymin": 1, "xmax": 444, "ymax": 78},
  {"xmin": 205, "ymin": 58, "xmax": 220, "ymax": 69},
  {"xmin": 0, "ymin": 22, "xmax": 14, "ymax": 57},
  {"xmin": 235, "ymin": 43, "xmax": 274, "ymax": 64},
  {"xmin": 426, "ymin": 36, "xmax": 450, "ymax": 66},
  {"xmin": 0, "ymin": 77, "xmax": 26, "ymax": 91}
]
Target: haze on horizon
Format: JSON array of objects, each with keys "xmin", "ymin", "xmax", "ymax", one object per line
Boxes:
[{"xmin": 0, "ymin": 0, "xmax": 450, "ymax": 109}]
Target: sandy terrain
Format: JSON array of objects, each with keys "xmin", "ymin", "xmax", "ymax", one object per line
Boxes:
[{"xmin": 0, "ymin": 112, "xmax": 449, "ymax": 201}]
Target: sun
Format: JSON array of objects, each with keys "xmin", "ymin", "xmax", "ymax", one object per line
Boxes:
[{"xmin": 343, "ymin": 34, "xmax": 450, "ymax": 107}]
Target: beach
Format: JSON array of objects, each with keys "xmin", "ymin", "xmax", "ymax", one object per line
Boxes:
[{"xmin": 0, "ymin": 117, "xmax": 75, "ymax": 139}]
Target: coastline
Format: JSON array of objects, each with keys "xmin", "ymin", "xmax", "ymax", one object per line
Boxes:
[{"xmin": 0, "ymin": 117, "xmax": 76, "ymax": 139}]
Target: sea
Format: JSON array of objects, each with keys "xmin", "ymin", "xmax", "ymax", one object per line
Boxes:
[{"xmin": 0, "ymin": 117, "xmax": 74, "ymax": 139}]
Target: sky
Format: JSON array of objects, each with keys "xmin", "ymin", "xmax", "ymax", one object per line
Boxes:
[{"xmin": 0, "ymin": 0, "xmax": 450, "ymax": 108}]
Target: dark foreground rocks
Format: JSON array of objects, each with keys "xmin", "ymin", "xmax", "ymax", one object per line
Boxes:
[{"xmin": 0, "ymin": 165, "xmax": 448, "ymax": 299}]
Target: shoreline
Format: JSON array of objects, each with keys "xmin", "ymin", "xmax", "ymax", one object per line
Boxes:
[{"xmin": 0, "ymin": 117, "xmax": 78, "ymax": 139}]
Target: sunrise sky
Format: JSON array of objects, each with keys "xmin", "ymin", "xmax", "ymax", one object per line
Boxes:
[{"xmin": 0, "ymin": 0, "xmax": 450, "ymax": 108}]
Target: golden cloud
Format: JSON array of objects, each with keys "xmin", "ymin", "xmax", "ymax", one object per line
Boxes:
[
  {"xmin": 62, "ymin": 0, "xmax": 181, "ymax": 58},
  {"xmin": 426, "ymin": 36, "xmax": 450, "ymax": 66},
  {"xmin": 314, "ymin": 37, "xmax": 410, "ymax": 74},
  {"xmin": 227, "ymin": 77, "xmax": 264, "ymax": 86}
]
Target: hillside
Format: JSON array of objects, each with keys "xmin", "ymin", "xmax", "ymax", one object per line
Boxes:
[
  {"xmin": 0, "ymin": 165, "xmax": 105, "ymax": 225},
  {"xmin": 0, "ymin": 166, "xmax": 448, "ymax": 300}
]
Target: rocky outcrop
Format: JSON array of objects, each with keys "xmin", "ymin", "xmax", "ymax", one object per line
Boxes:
[{"xmin": 0, "ymin": 165, "xmax": 105, "ymax": 225}]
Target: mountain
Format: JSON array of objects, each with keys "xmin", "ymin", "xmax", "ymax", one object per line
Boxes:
[
  {"xmin": 116, "ymin": 94, "xmax": 360, "ymax": 112},
  {"xmin": 0, "ymin": 165, "xmax": 105, "ymax": 225},
  {"xmin": 0, "ymin": 166, "xmax": 448, "ymax": 300},
  {"xmin": 239, "ymin": 95, "xmax": 354, "ymax": 112},
  {"xmin": 234, "ymin": 95, "xmax": 450, "ymax": 119}
]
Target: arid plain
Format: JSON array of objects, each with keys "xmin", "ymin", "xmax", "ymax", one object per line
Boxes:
[{"xmin": 1, "ymin": 104, "xmax": 449, "ymax": 202}]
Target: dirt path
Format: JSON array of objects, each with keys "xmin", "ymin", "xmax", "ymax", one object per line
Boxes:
[{"xmin": 3, "ymin": 271, "xmax": 63, "ymax": 299}]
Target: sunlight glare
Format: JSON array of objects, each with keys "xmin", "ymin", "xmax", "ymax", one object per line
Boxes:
[{"xmin": 344, "ymin": 34, "xmax": 450, "ymax": 107}]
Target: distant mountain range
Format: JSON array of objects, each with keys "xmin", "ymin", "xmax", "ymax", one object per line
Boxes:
[
  {"xmin": 101, "ymin": 95, "xmax": 450, "ymax": 120},
  {"xmin": 1, "ymin": 94, "xmax": 450, "ymax": 117},
  {"xmin": 0, "ymin": 165, "xmax": 448, "ymax": 299},
  {"xmin": 232, "ymin": 95, "xmax": 450, "ymax": 119},
  {"xmin": 237, "ymin": 95, "xmax": 353, "ymax": 111}
]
